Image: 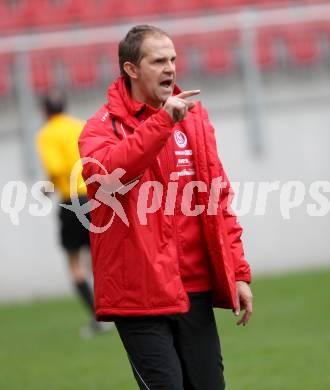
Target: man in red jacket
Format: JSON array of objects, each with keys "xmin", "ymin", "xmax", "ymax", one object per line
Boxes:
[{"xmin": 79, "ymin": 25, "xmax": 252, "ymax": 390}]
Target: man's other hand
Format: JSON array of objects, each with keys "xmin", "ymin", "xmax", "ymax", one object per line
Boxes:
[{"xmin": 233, "ymin": 281, "xmax": 253, "ymax": 326}]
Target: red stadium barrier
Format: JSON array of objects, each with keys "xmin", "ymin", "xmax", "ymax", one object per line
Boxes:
[
  {"xmin": 29, "ymin": 50, "xmax": 58, "ymax": 92},
  {"xmin": 204, "ymin": 46, "xmax": 234, "ymax": 73},
  {"xmin": 255, "ymin": 27, "xmax": 278, "ymax": 69},
  {"xmin": 61, "ymin": 46, "xmax": 99, "ymax": 88},
  {"xmin": 76, "ymin": 0, "xmax": 116, "ymax": 26},
  {"xmin": 0, "ymin": 54, "xmax": 13, "ymax": 95},
  {"xmin": 1, "ymin": 0, "xmax": 328, "ymax": 33},
  {"xmin": 156, "ymin": 0, "xmax": 204, "ymax": 15},
  {"xmin": 281, "ymin": 24, "xmax": 320, "ymax": 64},
  {"xmin": 97, "ymin": 42, "xmax": 120, "ymax": 77},
  {"xmin": 193, "ymin": 31, "xmax": 239, "ymax": 73},
  {"xmin": 29, "ymin": 0, "xmax": 81, "ymax": 29},
  {"xmin": 0, "ymin": 0, "xmax": 30, "ymax": 33},
  {"xmin": 0, "ymin": 2, "xmax": 329, "ymax": 96},
  {"xmin": 172, "ymin": 36, "xmax": 191, "ymax": 76}
]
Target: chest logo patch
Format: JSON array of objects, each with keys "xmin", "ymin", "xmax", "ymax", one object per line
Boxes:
[{"xmin": 174, "ymin": 130, "xmax": 187, "ymax": 148}]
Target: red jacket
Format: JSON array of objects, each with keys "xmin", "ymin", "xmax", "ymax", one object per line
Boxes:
[{"xmin": 79, "ymin": 77, "xmax": 251, "ymax": 320}]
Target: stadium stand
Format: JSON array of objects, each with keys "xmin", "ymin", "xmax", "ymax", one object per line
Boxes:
[
  {"xmin": 0, "ymin": 0, "xmax": 329, "ymax": 33},
  {"xmin": 255, "ymin": 27, "xmax": 278, "ymax": 69},
  {"xmin": 172, "ymin": 36, "xmax": 192, "ymax": 75},
  {"xmin": 30, "ymin": 50, "xmax": 56, "ymax": 92},
  {"xmin": 282, "ymin": 24, "xmax": 320, "ymax": 64},
  {"xmin": 0, "ymin": 0, "xmax": 329, "ymax": 96},
  {"xmin": 193, "ymin": 31, "xmax": 239, "ymax": 73},
  {"xmin": 62, "ymin": 46, "xmax": 99, "ymax": 88}
]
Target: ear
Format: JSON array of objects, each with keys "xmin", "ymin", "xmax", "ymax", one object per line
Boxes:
[{"xmin": 123, "ymin": 62, "xmax": 138, "ymax": 81}]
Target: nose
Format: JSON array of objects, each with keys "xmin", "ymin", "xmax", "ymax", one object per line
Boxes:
[{"xmin": 164, "ymin": 60, "xmax": 175, "ymax": 74}]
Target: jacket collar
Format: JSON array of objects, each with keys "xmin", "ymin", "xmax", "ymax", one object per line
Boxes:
[{"xmin": 107, "ymin": 76, "xmax": 182, "ymax": 126}]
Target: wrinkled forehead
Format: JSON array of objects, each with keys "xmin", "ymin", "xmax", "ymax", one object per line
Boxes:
[{"xmin": 140, "ymin": 34, "xmax": 176, "ymax": 59}]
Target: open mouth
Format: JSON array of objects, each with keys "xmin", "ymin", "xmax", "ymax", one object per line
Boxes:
[{"xmin": 159, "ymin": 80, "xmax": 173, "ymax": 89}]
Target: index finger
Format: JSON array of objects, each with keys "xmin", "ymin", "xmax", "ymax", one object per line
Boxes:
[{"xmin": 176, "ymin": 90, "xmax": 200, "ymax": 99}]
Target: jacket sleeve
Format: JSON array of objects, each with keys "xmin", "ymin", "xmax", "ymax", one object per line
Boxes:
[
  {"xmin": 200, "ymin": 105, "xmax": 251, "ymax": 283},
  {"xmin": 78, "ymin": 109, "xmax": 174, "ymax": 185}
]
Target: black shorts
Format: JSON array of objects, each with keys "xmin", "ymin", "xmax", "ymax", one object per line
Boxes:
[
  {"xmin": 58, "ymin": 196, "xmax": 90, "ymax": 253},
  {"xmin": 115, "ymin": 292, "xmax": 225, "ymax": 390}
]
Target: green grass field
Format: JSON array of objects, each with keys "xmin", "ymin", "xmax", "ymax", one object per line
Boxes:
[{"xmin": 1, "ymin": 268, "xmax": 329, "ymax": 389}]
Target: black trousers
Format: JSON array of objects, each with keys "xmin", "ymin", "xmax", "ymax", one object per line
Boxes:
[{"xmin": 115, "ymin": 292, "xmax": 225, "ymax": 390}]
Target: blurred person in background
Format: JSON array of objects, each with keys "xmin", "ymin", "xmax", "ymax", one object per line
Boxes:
[
  {"xmin": 79, "ymin": 25, "xmax": 252, "ymax": 389},
  {"xmin": 36, "ymin": 91, "xmax": 111, "ymax": 337}
]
